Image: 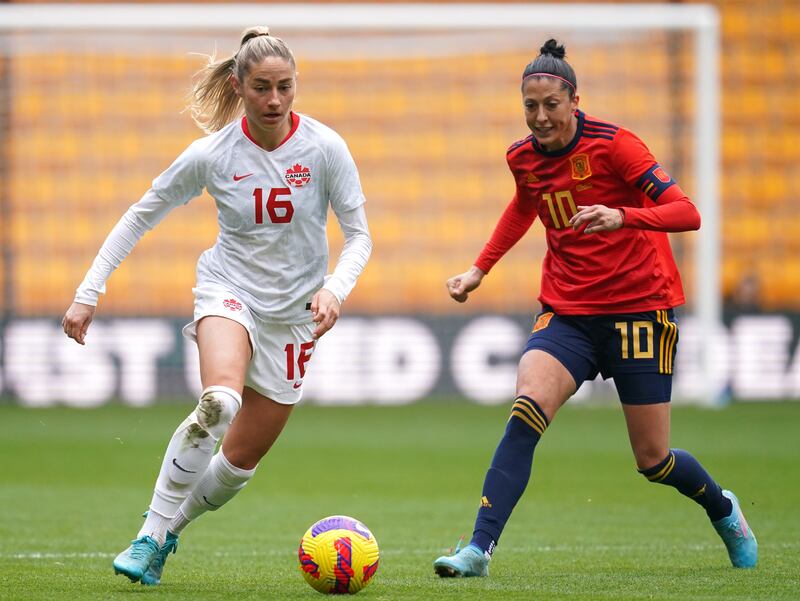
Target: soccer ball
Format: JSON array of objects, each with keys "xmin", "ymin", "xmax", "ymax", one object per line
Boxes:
[{"xmin": 298, "ymin": 515, "xmax": 380, "ymax": 594}]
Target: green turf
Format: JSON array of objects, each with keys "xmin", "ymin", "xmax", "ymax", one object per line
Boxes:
[{"xmin": 0, "ymin": 400, "xmax": 798, "ymax": 600}]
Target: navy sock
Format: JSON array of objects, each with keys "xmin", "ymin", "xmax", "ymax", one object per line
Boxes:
[
  {"xmin": 640, "ymin": 448, "xmax": 732, "ymax": 522},
  {"xmin": 471, "ymin": 396, "xmax": 548, "ymax": 556}
]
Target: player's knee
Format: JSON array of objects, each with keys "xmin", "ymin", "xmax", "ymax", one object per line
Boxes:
[
  {"xmin": 635, "ymin": 447, "xmax": 669, "ymax": 472},
  {"xmin": 193, "ymin": 385, "xmax": 242, "ymax": 441}
]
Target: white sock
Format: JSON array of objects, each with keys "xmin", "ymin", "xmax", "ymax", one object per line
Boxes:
[
  {"xmin": 168, "ymin": 509, "xmax": 191, "ymax": 536},
  {"xmin": 178, "ymin": 451, "xmax": 257, "ymax": 523},
  {"xmin": 148, "ymin": 414, "xmax": 217, "ymax": 519},
  {"xmin": 137, "ymin": 510, "xmax": 171, "ymax": 547},
  {"xmin": 147, "ymin": 386, "xmax": 242, "ymax": 528}
]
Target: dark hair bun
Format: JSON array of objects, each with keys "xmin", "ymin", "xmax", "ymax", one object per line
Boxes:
[{"xmin": 540, "ymin": 39, "xmax": 566, "ymax": 60}]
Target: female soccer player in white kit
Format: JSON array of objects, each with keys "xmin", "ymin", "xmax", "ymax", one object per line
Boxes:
[{"xmin": 61, "ymin": 27, "xmax": 372, "ymax": 585}]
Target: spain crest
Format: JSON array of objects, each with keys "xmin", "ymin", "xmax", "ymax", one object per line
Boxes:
[
  {"xmin": 653, "ymin": 166, "xmax": 671, "ymax": 183},
  {"xmin": 570, "ymin": 153, "xmax": 591, "ymax": 181},
  {"xmin": 285, "ymin": 163, "xmax": 312, "ymax": 188}
]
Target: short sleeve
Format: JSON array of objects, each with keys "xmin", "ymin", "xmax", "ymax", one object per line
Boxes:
[
  {"xmin": 151, "ymin": 138, "xmax": 207, "ymax": 206},
  {"xmin": 611, "ymin": 128, "xmax": 683, "ymax": 203},
  {"xmin": 324, "ymin": 134, "xmax": 366, "ymax": 213}
]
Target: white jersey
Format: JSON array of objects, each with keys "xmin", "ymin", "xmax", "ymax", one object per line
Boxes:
[{"xmin": 77, "ymin": 113, "xmax": 368, "ymax": 323}]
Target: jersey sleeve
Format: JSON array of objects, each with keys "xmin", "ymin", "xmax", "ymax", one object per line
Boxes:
[
  {"xmin": 322, "ymin": 204, "xmax": 372, "ymax": 304},
  {"xmin": 621, "ymin": 199, "xmax": 700, "ymax": 231},
  {"xmin": 324, "ymin": 133, "xmax": 366, "ymax": 213},
  {"xmin": 611, "ymin": 128, "xmax": 687, "ymax": 205},
  {"xmin": 74, "ymin": 189, "xmax": 180, "ymax": 305},
  {"xmin": 611, "ymin": 128, "xmax": 701, "ymax": 232},
  {"xmin": 474, "ymin": 192, "xmax": 538, "ymax": 273},
  {"xmin": 150, "ymin": 138, "xmax": 207, "ymax": 205},
  {"xmin": 74, "ymin": 137, "xmax": 208, "ymax": 305}
]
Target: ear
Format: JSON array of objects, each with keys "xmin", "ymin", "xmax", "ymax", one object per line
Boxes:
[
  {"xmin": 230, "ymin": 74, "xmax": 242, "ymax": 97},
  {"xmin": 571, "ymin": 93, "xmax": 580, "ymax": 109}
]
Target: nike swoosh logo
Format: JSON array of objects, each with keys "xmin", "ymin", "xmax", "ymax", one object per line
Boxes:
[
  {"xmin": 293, "ymin": 381, "xmax": 302, "ymax": 389},
  {"xmin": 203, "ymin": 495, "xmax": 222, "ymax": 508},
  {"xmin": 172, "ymin": 458, "xmax": 196, "ymax": 473},
  {"xmin": 233, "ymin": 173, "xmax": 253, "ymax": 181}
]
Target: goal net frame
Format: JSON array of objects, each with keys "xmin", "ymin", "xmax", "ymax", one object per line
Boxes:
[{"xmin": 0, "ymin": 3, "xmax": 721, "ymax": 404}]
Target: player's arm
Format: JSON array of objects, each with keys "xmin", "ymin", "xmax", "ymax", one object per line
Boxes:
[
  {"xmin": 64, "ymin": 141, "xmax": 206, "ymax": 344},
  {"xmin": 448, "ymin": 192, "xmax": 538, "ymax": 302},
  {"xmin": 312, "ymin": 134, "xmax": 372, "ymax": 339},
  {"xmin": 62, "ymin": 189, "xmax": 178, "ymax": 344},
  {"xmin": 617, "ymin": 189, "xmax": 701, "ymax": 232},
  {"xmin": 312, "ymin": 204, "xmax": 372, "ymax": 340},
  {"xmin": 570, "ymin": 129, "xmax": 701, "ymax": 234}
]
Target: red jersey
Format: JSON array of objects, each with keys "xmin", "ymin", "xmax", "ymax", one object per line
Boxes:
[{"xmin": 475, "ymin": 110, "xmax": 701, "ymax": 315}]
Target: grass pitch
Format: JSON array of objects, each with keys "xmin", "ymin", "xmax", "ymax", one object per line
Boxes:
[{"xmin": 0, "ymin": 400, "xmax": 798, "ymax": 600}]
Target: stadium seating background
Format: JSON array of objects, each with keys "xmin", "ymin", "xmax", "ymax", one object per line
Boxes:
[{"xmin": 1, "ymin": 0, "xmax": 798, "ymax": 318}]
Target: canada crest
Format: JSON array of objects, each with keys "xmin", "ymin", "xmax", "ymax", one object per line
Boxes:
[
  {"xmin": 569, "ymin": 153, "xmax": 592, "ymax": 181},
  {"xmin": 285, "ymin": 163, "xmax": 311, "ymax": 188}
]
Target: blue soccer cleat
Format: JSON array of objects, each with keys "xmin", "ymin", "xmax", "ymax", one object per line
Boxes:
[
  {"xmin": 113, "ymin": 535, "xmax": 161, "ymax": 582},
  {"xmin": 434, "ymin": 541, "xmax": 489, "ymax": 578},
  {"xmin": 712, "ymin": 490, "xmax": 758, "ymax": 568},
  {"xmin": 140, "ymin": 531, "xmax": 179, "ymax": 586}
]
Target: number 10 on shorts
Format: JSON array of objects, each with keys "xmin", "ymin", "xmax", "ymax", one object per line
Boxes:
[
  {"xmin": 614, "ymin": 321, "xmax": 654, "ymax": 359},
  {"xmin": 285, "ymin": 341, "xmax": 314, "ymax": 380}
]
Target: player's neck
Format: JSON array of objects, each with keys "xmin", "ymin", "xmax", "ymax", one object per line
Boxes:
[{"xmin": 245, "ymin": 115, "xmax": 292, "ymax": 151}]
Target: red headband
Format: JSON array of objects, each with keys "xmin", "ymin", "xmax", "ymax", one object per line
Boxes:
[{"xmin": 521, "ymin": 72, "xmax": 576, "ymax": 91}]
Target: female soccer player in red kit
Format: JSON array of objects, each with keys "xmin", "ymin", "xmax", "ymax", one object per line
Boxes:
[{"xmin": 434, "ymin": 40, "xmax": 756, "ymax": 577}]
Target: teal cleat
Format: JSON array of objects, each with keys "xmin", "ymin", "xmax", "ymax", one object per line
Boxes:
[
  {"xmin": 712, "ymin": 490, "xmax": 758, "ymax": 568},
  {"xmin": 434, "ymin": 542, "xmax": 489, "ymax": 578},
  {"xmin": 113, "ymin": 535, "xmax": 160, "ymax": 582},
  {"xmin": 140, "ymin": 531, "xmax": 179, "ymax": 586}
]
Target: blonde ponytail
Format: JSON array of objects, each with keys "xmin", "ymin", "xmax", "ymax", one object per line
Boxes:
[{"xmin": 187, "ymin": 26, "xmax": 296, "ymax": 133}]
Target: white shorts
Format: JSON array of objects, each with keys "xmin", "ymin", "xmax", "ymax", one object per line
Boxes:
[{"xmin": 182, "ymin": 284, "xmax": 316, "ymax": 404}]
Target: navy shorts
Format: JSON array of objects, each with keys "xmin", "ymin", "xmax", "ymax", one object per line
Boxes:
[{"xmin": 523, "ymin": 306, "xmax": 679, "ymax": 404}]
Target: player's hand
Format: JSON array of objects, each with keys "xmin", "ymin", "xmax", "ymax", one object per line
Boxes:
[
  {"xmin": 569, "ymin": 204, "xmax": 624, "ymax": 234},
  {"xmin": 446, "ymin": 266, "xmax": 485, "ymax": 303},
  {"xmin": 310, "ymin": 289, "xmax": 340, "ymax": 340},
  {"xmin": 62, "ymin": 301, "xmax": 96, "ymax": 345}
]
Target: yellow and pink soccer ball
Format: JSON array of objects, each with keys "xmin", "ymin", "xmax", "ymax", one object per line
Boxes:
[{"xmin": 298, "ymin": 515, "xmax": 380, "ymax": 594}]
